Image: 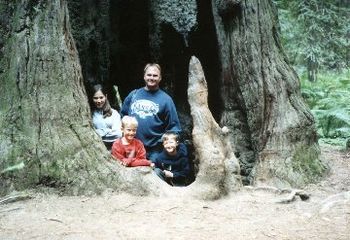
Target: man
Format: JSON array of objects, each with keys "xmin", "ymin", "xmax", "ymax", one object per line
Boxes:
[{"xmin": 121, "ymin": 63, "xmax": 181, "ymax": 162}]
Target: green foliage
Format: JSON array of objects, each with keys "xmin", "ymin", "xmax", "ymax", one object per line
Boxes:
[
  {"xmin": 301, "ymin": 71, "xmax": 350, "ymax": 145},
  {"xmin": 275, "ymin": 0, "xmax": 349, "ymax": 77},
  {"xmin": 275, "ymin": 0, "xmax": 350, "ymax": 145}
]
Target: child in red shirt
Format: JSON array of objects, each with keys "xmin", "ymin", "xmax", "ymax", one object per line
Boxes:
[{"xmin": 112, "ymin": 116, "xmax": 153, "ymax": 167}]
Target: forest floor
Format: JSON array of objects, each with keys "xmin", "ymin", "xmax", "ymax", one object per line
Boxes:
[{"xmin": 0, "ymin": 144, "xmax": 349, "ymax": 240}]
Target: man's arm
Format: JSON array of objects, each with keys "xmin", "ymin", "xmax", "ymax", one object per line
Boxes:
[
  {"xmin": 164, "ymin": 99, "xmax": 181, "ymax": 133},
  {"xmin": 120, "ymin": 91, "xmax": 133, "ymax": 117},
  {"xmin": 121, "ymin": 89, "xmax": 139, "ymax": 117}
]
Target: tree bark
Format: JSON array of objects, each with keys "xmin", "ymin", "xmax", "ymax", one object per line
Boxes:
[
  {"xmin": 0, "ymin": 0, "xmax": 110, "ymax": 195},
  {"xmin": 211, "ymin": 0, "xmax": 325, "ymax": 186},
  {"xmin": 0, "ymin": 0, "xmax": 156, "ymax": 197},
  {"xmin": 66, "ymin": 0, "xmax": 111, "ymax": 87}
]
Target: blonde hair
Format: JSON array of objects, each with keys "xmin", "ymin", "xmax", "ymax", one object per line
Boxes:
[
  {"xmin": 144, "ymin": 63, "xmax": 162, "ymax": 76},
  {"xmin": 121, "ymin": 116, "xmax": 138, "ymax": 128},
  {"xmin": 161, "ymin": 132, "xmax": 179, "ymax": 142}
]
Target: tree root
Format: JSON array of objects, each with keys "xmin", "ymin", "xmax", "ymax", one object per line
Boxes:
[
  {"xmin": 0, "ymin": 192, "xmax": 33, "ymax": 205},
  {"xmin": 319, "ymin": 191, "xmax": 350, "ymax": 214},
  {"xmin": 0, "ymin": 207, "xmax": 24, "ymax": 213},
  {"xmin": 244, "ymin": 186, "xmax": 310, "ymax": 203},
  {"xmin": 275, "ymin": 189, "xmax": 310, "ymax": 204}
]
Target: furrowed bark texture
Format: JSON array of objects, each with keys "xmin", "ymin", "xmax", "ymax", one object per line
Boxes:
[
  {"xmin": 0, "ymin": 0, "xmax": 158, "ymax": 196},
  {"xmin": 211, "ymin": 0, "xmax": 325, "ymax": 186},
  {"xmin": 66, "ymin": 0, "xmax": 111, "ymax": 87}
]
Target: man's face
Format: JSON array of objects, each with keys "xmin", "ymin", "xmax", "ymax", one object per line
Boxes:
[
  {"xmin": 93, "ymin": 90, "xmax": 106, "ymax": 109},
  {"xmin": 163, "ymin": 138, "xmax": 178, "ymax": 155},
  {"xmin": 144, "ymin": 66, "xmax": 161, "ymax": 90}
]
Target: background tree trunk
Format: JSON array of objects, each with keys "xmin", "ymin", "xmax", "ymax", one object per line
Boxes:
[
  {"xmin": 211, "ymin": 0, "xmax": 325, "ymax": 186},
  {"xmin": 66, "ymin": 0, "xmax": 112, "ymax": 91}
]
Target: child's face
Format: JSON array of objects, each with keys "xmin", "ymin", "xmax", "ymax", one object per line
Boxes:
[
  {"xmin": 93, "ymin": 90, "xmax": 106, "ymax": 109},
  {"xmin": 163, "ymin": 138, "xmax": 178, "ymax": 155},
  {"xmin": 122, "ymin": 124, "xmax": 137, "ymax": 142}
]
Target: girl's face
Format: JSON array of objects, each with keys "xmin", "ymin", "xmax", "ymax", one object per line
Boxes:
[
  {"xmin": 122, "ymin": 124, "xmax": 137, "ymax": 142},
  {"xmin": 93, "ymin": 90, "xmax": 106, "ymax": 109},
  {"xmin": 163, "ymin": 138, "xmax": 178, "ymax": 155}
]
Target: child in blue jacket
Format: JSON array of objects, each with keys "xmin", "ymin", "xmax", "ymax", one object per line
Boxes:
[{"xmin": 153, "ymin": 132, "xmax": 190, "ymax": 186}]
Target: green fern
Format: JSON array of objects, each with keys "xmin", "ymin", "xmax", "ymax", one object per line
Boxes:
[
  {"xmin": 312, "ymin": 108, "xmax": 350, "ymax": 138},
  {"xmin": 301, "ymin": 71, "xmax": 350, "ymax": 145}
]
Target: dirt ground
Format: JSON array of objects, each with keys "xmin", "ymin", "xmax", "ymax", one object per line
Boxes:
[{"xmin": 1, "ymin": 144, "xmax": 349, "ymax": 240}]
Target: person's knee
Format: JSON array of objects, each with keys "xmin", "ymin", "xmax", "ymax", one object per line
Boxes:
[{"xmin": 154, "ymin": 168, "xmax": 165, "ymax": 179}]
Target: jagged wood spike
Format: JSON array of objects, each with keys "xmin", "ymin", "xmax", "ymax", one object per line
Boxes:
[{"xmin": 186, "ymin": 56, "xmax": 242, "ymax": 199}]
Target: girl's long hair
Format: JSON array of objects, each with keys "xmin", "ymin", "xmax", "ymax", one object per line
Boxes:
[{"xmin": 92, "ymin": 84, "xmax": 112, "ymax": 118}]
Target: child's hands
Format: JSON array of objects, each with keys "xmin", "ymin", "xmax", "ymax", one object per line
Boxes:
[
  {"xmin": 122, "ymin": 159, "xmax": 133, "ymax": 166},
  {"xmin": 163, "ymin": 170, "xmax": 173, "ymax": 178}
]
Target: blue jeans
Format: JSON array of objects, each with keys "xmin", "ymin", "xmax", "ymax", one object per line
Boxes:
[{"xmin": 154, "ymin": 168, "xmax": 174, "ymax": 186}]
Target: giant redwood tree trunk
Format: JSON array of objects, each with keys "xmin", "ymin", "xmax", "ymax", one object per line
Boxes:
[
  {"xmin": 0, "ymin": 0, "xmax": 158, "ymax": 197},
  {"xmin": 211, "ymin": 0, "xmax": 325, "ymax": 186},
  {"xmin": 0, "ymin": 0, "xmax": 117, "ymax": 195},
  {"xmin": 0, "ymin": 0, "xmax": 326, "ymax": 197}
]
